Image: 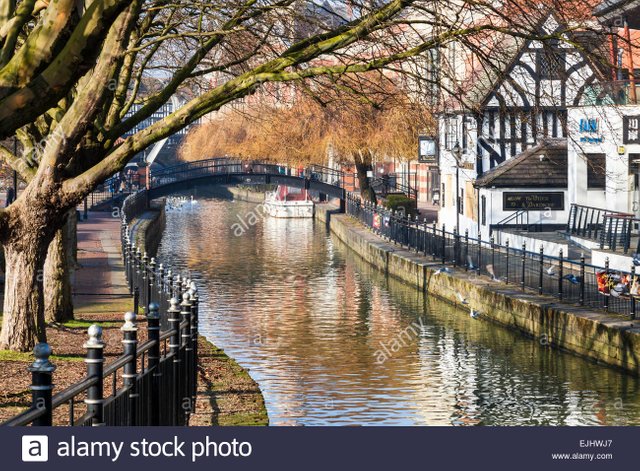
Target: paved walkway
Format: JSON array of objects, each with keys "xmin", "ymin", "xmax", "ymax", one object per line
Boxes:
[{"xmin": 74, "ymin": 212, "xmax": 131, "ymax": 316}]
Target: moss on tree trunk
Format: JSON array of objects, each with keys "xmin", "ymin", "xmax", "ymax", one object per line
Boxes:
[{"xmin": 44, "ymin": 209, "xmax": 77, "ymax": 323}]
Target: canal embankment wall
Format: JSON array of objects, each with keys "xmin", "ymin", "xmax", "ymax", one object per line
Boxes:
[
  {"xmin": 315, "ymin": 204, "xmax": 640, "ymax": 376},
  {"xmin": 228, "ymin": 186, "xmax": 267, "ymax": 204}
]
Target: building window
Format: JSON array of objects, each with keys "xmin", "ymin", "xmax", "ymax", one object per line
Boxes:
[
  {"xmin": 458, "ymin": 188, "xmax": 464, "ymax": 214},
  {"xmin": 481, "ymin": 195, "xmax": 487, "ymax": 226},
  {"xmin": 444, "ymin": 117, "xmax": 458, "ymax": 150},
  {"xmin": 586, "ymin": 153, "xmax": 606, "ymax": 189},
  {"xmin": 441, "ymin": 183, "xmax": 446, "ymax": 208},
  {"xmin": 538, "ymin": 48, "xmax": 565, "ymax": 80}
]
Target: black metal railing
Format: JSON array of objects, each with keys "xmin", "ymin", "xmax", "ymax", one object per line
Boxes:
[
  {"xmin": 600, "ymin": 214, "xmax": 640, "ymax": 255},
  {"xmin": 347, "ymin": 193, "xmax": 638, "ymax": 319},
  {"xmin": 566, "ymin": 204, "xmax": 640, "ymax": 255},
  {"xmin": 2, "ymin": 191, "xmax": 198, "ymax": 427}
]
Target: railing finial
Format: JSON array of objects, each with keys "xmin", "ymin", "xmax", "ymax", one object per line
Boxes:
[{"xmin": 29, "ymin": 343, "xmax": 56, "ymax": 373}]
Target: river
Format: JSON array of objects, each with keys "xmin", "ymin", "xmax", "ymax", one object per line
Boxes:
[{"xmin": 157, "ymin": 194, "xmax": 640, "ymax": 426}]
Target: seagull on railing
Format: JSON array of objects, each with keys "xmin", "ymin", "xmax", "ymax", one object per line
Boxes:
[
  {"xmin": 470, "ymin": 309, "xmax": 480, "ymax": 319},
  {"xmin": 563, "ymin": 274, "xmax": 582, "ymax": 285},
  {"xmin": 456, "ymin": 292, "xmax": 469, "ymax": 305}
]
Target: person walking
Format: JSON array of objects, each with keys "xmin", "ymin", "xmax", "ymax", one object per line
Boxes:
[{"xmin": 5, "ymin": 186, "xmax": 15, "ymax": 207}]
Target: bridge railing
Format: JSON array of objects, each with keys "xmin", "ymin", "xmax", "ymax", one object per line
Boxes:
[
  {"xmin": 2, "ymin": 191, "xmax": 198, "ymax": 427},
  {"xmin": 346, "ymin": 193, "xmax": 638, "ymax": 319},
  {"xmin": 147, "ymin": 158, "xmax": 419, "ymax": 201}
]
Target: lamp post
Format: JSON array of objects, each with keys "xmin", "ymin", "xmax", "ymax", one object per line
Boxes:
[{"xmin": 452, "ymin": 142, "xmax": 463, "ymax": 232}]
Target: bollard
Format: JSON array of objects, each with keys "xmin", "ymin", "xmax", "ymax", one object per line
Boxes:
[
  {"xmin": 146, "ymin": 302, "xmax": 161, "ymax": 426},
  {"xmin": 84, "ymin": 325, "xmax": 105, "ymax": 426},
  {"xmin": 29, "ymin": 343, "xmax": 56, "ymax": 426},
  {"xmin": 121, "ymin": 312, "xmax": 138, "ymax": 426}
]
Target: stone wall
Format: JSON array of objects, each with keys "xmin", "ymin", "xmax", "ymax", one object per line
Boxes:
[{"xmin": 315, "ymin": 204, "xmax": 640, "ymax": 376}]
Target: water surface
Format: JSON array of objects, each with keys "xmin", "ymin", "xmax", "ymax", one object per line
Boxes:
[{"xmin": 157, "ymin": 195, "xmax": 640, "ymax": 426}]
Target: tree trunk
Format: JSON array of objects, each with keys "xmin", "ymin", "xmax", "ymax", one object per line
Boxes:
[
  {"xmin": 44, "ymin": 210, "xmax": 77, "ymax": 323},
  {"xmin": 354, "ymin": 151, "xmax": 377, "ymax": 204},
  {"xmin": 0, "ymin": 238, "xmax": 49, "ymax": 351}
]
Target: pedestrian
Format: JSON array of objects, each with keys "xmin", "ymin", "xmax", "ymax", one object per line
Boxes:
[{"xmin": 5, "ymin": 186, "xmax": 15, "ymax": 207}]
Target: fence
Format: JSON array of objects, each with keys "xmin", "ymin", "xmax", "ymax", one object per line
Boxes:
[
  {"xmin": 2, "ymin": 190, "xmax": 198, "ymax": 426},
  {"xmin": 347, "ymin": 193, "xmax": 638, "ymax": 319}
]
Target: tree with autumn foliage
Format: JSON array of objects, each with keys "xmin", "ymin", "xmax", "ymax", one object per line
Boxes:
[{"xmin": 180, "ymin": 74, "xmax": 435, "ymax": 201}]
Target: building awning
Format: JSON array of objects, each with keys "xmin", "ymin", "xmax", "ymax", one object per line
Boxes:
[
  {"xmin": 594, "ymin": 0, "xmax": 640, "ymax": 29},
  {"xmin": 474, "ymin": 139, "xmax": 567, "ymax": 189}
]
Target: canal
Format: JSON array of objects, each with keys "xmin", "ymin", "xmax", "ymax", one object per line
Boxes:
[{"xmin": 157, "ymin": 194, "xmax": 640, "ymax": 426}]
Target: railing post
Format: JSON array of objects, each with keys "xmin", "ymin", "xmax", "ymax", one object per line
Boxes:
[
  {"xmin": 464, "ymin": 229, "xmax": 469, "ymax": 271},
  {"xmin": 505, "ymin": 240, "xmax": 510, "ymax": 285},
  {"xmin": 146, "ymin": 302, "xmax": 161, "ymax": 426},
  {"xmin": 441, "ymin": 224, "xmax": 446, "ymax": 265},
  {"xmin": 558, "ymin": 249, "xmax": 564, "ymax": 300},
  {"xmin": 632, "ymin": 264, "xmax": 637, "ymax": 320},
  {"xmin": 142, "ymin": 252, "xmax": 149, "ymax": 307},
  {"xmin": 432, "ymin": 222, "xmax": 437, "ymax": 260},
  {"xmin": 539, "ymin": 246, "xmax": 544, "ymax": 295},
  {"xmin": 477, "ymin": 233, "xmax": 483, "ymax": 273},
  {"xmin": 84, "ymin": 325, "xmax": 105, "ymax": 426},
  {"xmin": 453, "ymin": 227, "xmax": 459, "ymax": 268},
  {"xmin": 579, "ymin": 254, "xmax": 586, "ymax": 306},
  {"xmin": 189, "ymin": 282, "xmax": 199, "ymax": 414},
  {"xmin": 490, "ymin": 236, "xmax": 495, "ymax": 278},
  {"xmin": 604, "ymin": 257, "xmax": 610, "ymax": 312},
  {"xmin": 29, "ymin": 343, "xmax": 55, "ymax": 426},
  {"xmin": 133, "ymin": 286, "xmax": 139, "ymax": 316},
  {"xmin": 168, "ymin": 297, "xmax": 181, "ymax": 425},
  {"xmin": 148, "ymin": 257, "xmax": 156, "ymax": 306},
  {"xmin": 121, "ymin": 312, "xmax": 138, "ymax": 426},
  {"xmin": 180, "ymin": 292, "xmax": 192, "ymax": 424},
  {"xmin": 521, "ymin": 242, "xmax": 526, "ymax": 292}
]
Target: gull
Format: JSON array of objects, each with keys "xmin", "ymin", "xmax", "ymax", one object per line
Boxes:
[
  {"xmin": 546, "ymin": 265, "xmax": 556, "ymax": 277},
  {"xmin": 467, "ymin": 255, "xmax": 476, "ymax": 271},
  {"xmin": 470, "ymin": 309, "xmax": 480, "ymax": 319},
  {"xmin": 563, "ymin": 274, "xmax": 582, "ymax": 285},
  {"xmin": 434, "ymin": 267, "xmax": 452, "ymax": 275},
  {"xmin": 456, "ymin": 292, "xmax": 469, "ymax": 305}
]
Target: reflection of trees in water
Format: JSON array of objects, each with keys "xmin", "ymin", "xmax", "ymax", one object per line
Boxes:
[
  {"xmin": 158, "ymin": 198, "xmax": 640, "ymax": 425},
  {"xmin": 340, "ymin": 242, "xmax": 640, "ymax": 426}
]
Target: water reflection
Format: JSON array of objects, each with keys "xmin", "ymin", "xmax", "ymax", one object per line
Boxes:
[{"xmin": 157, "ymin": 195, "xmax": 640, "ymax": 426}]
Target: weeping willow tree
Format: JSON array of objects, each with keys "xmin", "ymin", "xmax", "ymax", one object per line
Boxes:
[
  {"xmin": 179, "ymin": 74, "xmax": 435, "ymax": 202},
  {"xmin": 0, "ymin": 0, "xmax": 597, "ymax": 350}
]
